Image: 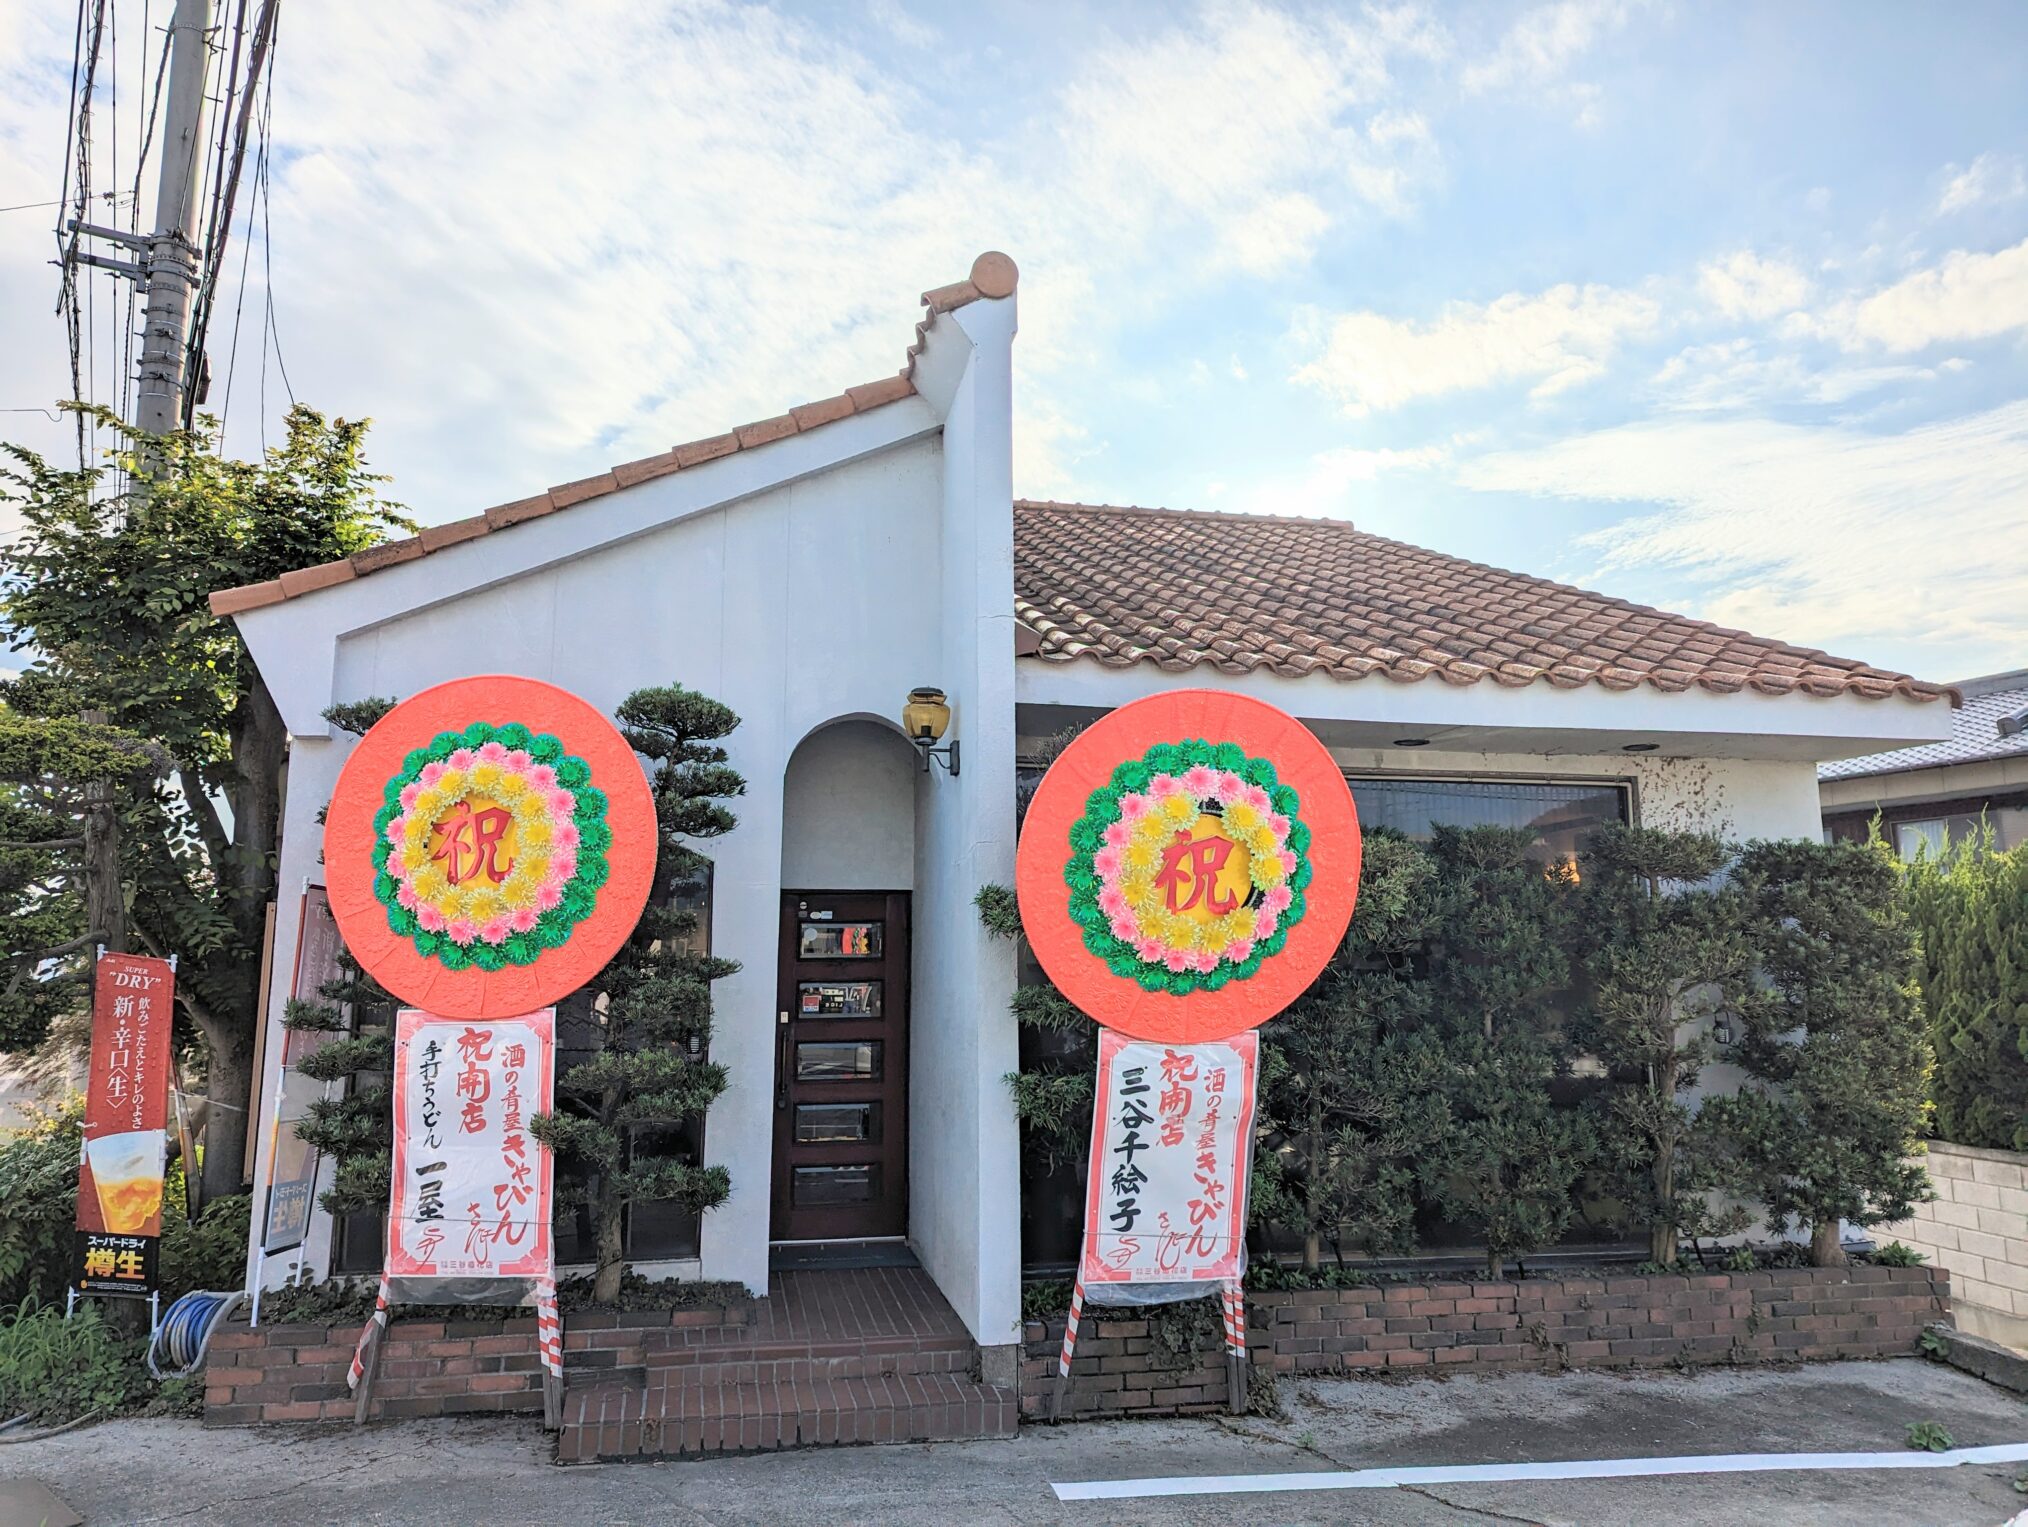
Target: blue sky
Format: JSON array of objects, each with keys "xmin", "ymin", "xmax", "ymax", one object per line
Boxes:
[{"xmin": 2, "ymin": 0, "xmax": 2024, "ymax": 681}]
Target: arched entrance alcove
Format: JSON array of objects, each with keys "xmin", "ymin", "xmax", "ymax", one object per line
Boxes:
[{"xmin": 773, "ymin": 718, "xmax": 920, "ymax": 1246}]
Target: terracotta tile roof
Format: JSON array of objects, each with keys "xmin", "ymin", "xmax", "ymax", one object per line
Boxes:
[
  {"xmin": 1012, "ymin": 500, "xmax": 1954, "ymax": 706},
  {"xmin": 207, "ymin": 253, "xmax": 1021, "ymax": 619}
]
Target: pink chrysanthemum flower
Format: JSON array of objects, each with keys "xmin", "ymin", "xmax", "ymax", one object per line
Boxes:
[
  {"xmin": 417, "ymin": 905, "xmax": 445, "ymax": 932},
  {"xmin": 386, "ymin": 818, "xmax": 407, "ymax": 845},
  {"xmin": 1242, "ymin": 785, "xmax": 1271, "ymax": 812},
  {"xmin": 1110, "ymin": 917, "xmax": 1137, "ymax": 942},
  {"xmin": 1097, "ymin": 886, "xmax": 1128, "ymax": 918},
  {"xmin": 528, "ymin": 765, "xmax": 557, "ymax": 790},
  {"xmin": 1182, "ymin": 765, "xmax": 1217, "ymax": 796},
  {"xmin": 1148, "ymin": 774, "xmax": 1180, "ymax": 799},
  {"xmin": 479, "ymin": 916, "xmax": 511, "ymax": 945},
  {"xmin": 1103, "ymin": 822, "xmax": 1132, "ymax": 847},
  {"xmin": 1118, "ymin": 792, "xmax": 1150, "ymax": 820},
  {"xmin": 1268, "ymin": 813, "xmax": 1290, "ymax": 838},
  {"xmin": 550, "ymin": 853, "xmax": 576, "ymax": 882},
  {"xmin": 504, "ymin": 750, "xmax": 532, "ymax": 772},
  {"xmin": 1214, "ymin": 772, "xmax": 1245, "ymax": 804},
  {"xmin": 1136, "ymin": 937, "xmax": 1165, "ymax": 963},
  {"xmin": 1264, "ymin": 884, "xmax": 1294, "ymax": 914},
  {"xmin": 446, "ymin": 917, "xmax": 477, "ymax": 945},
  {"xmin": 1280, "ymin": 850, "xmax": 1298, "ymax": 877},
  {"xmin": 547, "ymin": 789, "xmax": 575, "ymax": 817},
  {"xmin": 477, "ymin": 741, "xmax": 508, "ymax": 764},
  {"xmin": 449, "ymin": 748, "xmax": 476, "ymax": 770},
  {"xmin": 536, "ymin": 884, "xmax": 563, "ymax": 912},
  {"xmin": 395, "ymin": 883, "xmax": 418, "ymax": 910},
  {"xmin": 399, "ymin": 783, "xmax": 421, "ymax": 810},
  {"xmin": 1194, "ymin": 949, "xmax": 1219, "ymax": 973},
  {"xmin": 1093, "ymin": 847, "xmax": 1124, "ymax": 878},
  {"xmin": 510, "ymin": 907, "xmax": 540, "ymax": 933},
  {"xmin": 1255, "ymin": 909, "xmax": 1279, "ymax": 939},
  {"xmin": 419, "ymin": 761, "xmax": 446, "ymax": 787},
  {"xmin": 1224, "ymin": 938, "xmax": 1254, "ymax": 964},
  {"xmin": 553, "ymin": 822, "xmax": 581, "ymax": 850},
  {"xmin": 1164, "ymin": 949, "xmax": 1191, "ymax": 973}
]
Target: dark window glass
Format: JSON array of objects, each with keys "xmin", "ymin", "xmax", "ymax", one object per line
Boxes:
[
  {"xmin": 796, "ymin": 1102, "xmax": 880, "ymax": 1144},
  {"xmin": 1346, "ymin": 777, "xmax": 1629, "ymax": 868},
  {"xmin": 799, "ymin": 921, "xmax": 883, "ymax": 958},
  {"xmin": 793, "ymin": 1164, "xmax": 879, "ymax": 1206},
  {"xmin": 797, "ymin": 981, "xmax": 883, "ymax": 1018},
  {"xmin": 796, "ymin": 1041, "xmax": 881, "ymax": 1082}
]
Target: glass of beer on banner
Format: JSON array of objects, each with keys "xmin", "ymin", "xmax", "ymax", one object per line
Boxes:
[{"xmin": 86, "ymin": 1129, "xmax": 164, "ymax": 1234}]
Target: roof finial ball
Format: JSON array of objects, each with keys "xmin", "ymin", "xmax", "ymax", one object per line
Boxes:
[{"xmin": 970, "ymin": 251, "xmax": 1019, "ymax": 300}]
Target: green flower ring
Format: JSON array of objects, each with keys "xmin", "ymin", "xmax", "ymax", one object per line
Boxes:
[
  {"xmin": 368, "ymin": 721, "xmax": 613, "ymax": 973},
  {"xmin": 1064, "ymin": 738, "xmax": 1313, "ymax": 996}
]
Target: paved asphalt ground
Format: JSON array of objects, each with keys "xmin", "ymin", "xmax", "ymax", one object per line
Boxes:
[{"xmin": 5, "ymin": 1359, "xmax": 2027, "ymax": 1526}]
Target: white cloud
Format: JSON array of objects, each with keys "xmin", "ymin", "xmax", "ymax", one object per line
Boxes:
[
  {"xmin": 0, "ymin": 1, "xmax": 1448, "ymax": 516},
  {"xmin": 1461, "ymin": 0, "xmax": 1635, "ymax": 93},
  {"xmin": 1290, "ymin": 282, "xmax": 1658, "ymax": 414},
  {"xmin": 1810, "ymin": 236, "xmax": 2028, "ymax": 352},
  {"xmin": 1457, "ymin": 402, "xmax": 2028, "ymax": 660},
  {"xmin": 1697, "ymin": 251, "xmax": 1812, "ymax": 320},
  {"xmin": 1937, "ymin": 151, "xmax": 2027, "ymax": 215},
  {"xmin": 1230, "ymin": 443, "xmax": 1447, "ymax": 518},
  {"xmin": 1227, "ymin": 354, "xmax": 1249, "ymax": 382},
  {"xmin": 1649, "ymin": 340, "xmax": 1942, "ymax": 411}
]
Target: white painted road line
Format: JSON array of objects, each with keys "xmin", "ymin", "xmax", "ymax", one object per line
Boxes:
[{"xmin": 1051, "ymin": 1442, "xmax": 2028, "ymax": 1501}]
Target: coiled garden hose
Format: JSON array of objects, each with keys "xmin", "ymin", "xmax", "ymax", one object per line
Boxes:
[{"xmin": 146, "ymin": 1289, "xmax": 248, "ymax": 1380}]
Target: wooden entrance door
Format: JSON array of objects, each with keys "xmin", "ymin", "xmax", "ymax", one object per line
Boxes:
[{"xmin": 771, "ymin": 892, "xmax": 908, "ymax": 1241}]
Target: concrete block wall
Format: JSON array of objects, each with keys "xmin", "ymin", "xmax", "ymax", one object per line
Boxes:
[
  {"xmin": 1020, "ymin": 1266, "xmax": 1950, "ymax": 1419},
  {"xmin": 1881, "ymin": 1141, "xmax": 2028, "ymax": 1350}
]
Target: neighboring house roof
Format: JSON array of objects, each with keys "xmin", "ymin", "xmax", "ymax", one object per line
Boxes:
[
  {"xmin": 208, "ymin": 253, "xmax": 1020, "ymax": 618},
  {"xmin": 1013, "ymin": 500, "xmax": 1954, "ymax": 705},
  {"xmin": 1818, "ymin": 670, "xmax": 2028, "ymax": 781}
]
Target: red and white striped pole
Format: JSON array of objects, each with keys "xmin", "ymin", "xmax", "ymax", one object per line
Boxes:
[
  {"xmin": 347, "ymin": 1273, "xmax": 392, "ymax": 1392},
  {"xmin": 1222, "ymin": 1279, "xmax": 1249, "ymax": 1415},
  {"xmin": 1050, "ymin": 1275, "xmax": 1087, "ymax": 1422}
]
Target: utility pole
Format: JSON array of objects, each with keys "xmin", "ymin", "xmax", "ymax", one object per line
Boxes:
[{"xmin": 134, "ymin": 0, "xmax": 215, "ymax": 440}]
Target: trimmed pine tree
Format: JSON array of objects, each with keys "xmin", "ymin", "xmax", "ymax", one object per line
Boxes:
[
  {"xmin": 1421, "ymin": 826, "xmax": 1592, "ymax": 1277},
  {"xmin": 1700, "ymin": 838, "xmax": 1932, "ymax": 1266},
  {"xmin": 1577, "ymin": 824, "xmax": 1753, "ymax": 1264},
  {"xmin": 529, "ymin": 684, "xmax": 743, "ymax": 1305},
  {"xmin": 1254, "ymin": 831, "xmax": 1451, "ymax": 1272}
]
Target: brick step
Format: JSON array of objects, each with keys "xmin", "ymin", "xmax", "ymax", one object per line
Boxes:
[
  {"xmin": 643, "ymin": 1340, "xmax": 976, "ymax": 1388},
  {"xmin": 559, "ymin": 1373, "xmax": 1018, "ymax": 1461}
]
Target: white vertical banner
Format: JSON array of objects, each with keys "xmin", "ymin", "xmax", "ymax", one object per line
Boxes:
[
  {"xmin": 1079, "ymin": 1028, "xmax": 1258, "ymax": 1290},
  {"xmin": 387, "ymin": 1008, "xmax": 555, "ymax": 1280}
]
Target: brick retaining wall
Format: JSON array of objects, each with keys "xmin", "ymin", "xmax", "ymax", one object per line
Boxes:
[
  {"xmin": 1018, "ymin": 1266, "xmax": 1951, "ymax": 1419},
  {"xmin": 203, "ymin": 1302, "xmax": 750, "ymax": 1426}
]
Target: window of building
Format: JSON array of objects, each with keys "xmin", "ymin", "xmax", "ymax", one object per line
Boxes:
[{"xmin": 1344, "ymin": 776, "xmax": 1631, "ymax": 863}]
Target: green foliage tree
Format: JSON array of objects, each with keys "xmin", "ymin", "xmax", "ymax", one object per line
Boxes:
[
  {"xmin": 1421, "ymin": 826, "xmax": 1591, "ymax": 1276},
  {"xmin": 1701, "ymin": 839, "xmax": 1933, "ymax": 1265},
  {"xmin": 1903, "ymin": 836, "xmax": 2028, "ymax": 1150},
  {"xmin": 1254, "ymin": 832, "xmax": 1450, "ymax": 1271},
  {"xmin": 1577, "ymin": 825, "xmax": 1753, "ymax": 1263},
  {"xmin": 530, "ymin": 684, "xmax": 742, "ymax": 1304},
  {"xmin": 0, "ymin": 406, "xmax": 411, "ymax": 1198}
]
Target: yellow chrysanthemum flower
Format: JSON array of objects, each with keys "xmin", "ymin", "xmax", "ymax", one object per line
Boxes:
[
  {"xmin": 1254, "ymin": 854, "xmax": 1285, "ymax": 885},
  {"xmin": 1161, "ymin": 793, "xmax": 1196, "ymax": 823},
  {"xmin": 513, "ymin": 794, "xmax": 547, "ymax": 823},
  {"xmin": 470, "ymin": 762, "xmax": 503, "ymax": 793},
  {"xmin": 411, "ymin": 790, "xmax": 443, "ymax": 821},
  {"xmin": 496, "ymin": 774, "xmax": 528, "ymax": 800},
  {"xmin": 1124, "ymin": 839, "xmax": 1158, "ymax": 870},
  {"xmin": 400, "ymin": 842, "xmax": 430, "ymax": 873},
  {"xmin": 1224, "ymin": 801, "xmax": 1259, "ymax": 833},
  {"xmin": 519, "ymin": 820, "xmax": 552, "ymax": 848},
  {"xmin": 435, "ymin": 770, "xmax": 465, "ymax": 797},
  {"xmin": 1250, "ymin": 826, "xmax": 1277, "ymax": 855}
]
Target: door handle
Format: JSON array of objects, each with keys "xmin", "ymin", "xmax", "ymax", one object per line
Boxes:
[{"xmin": 775, "ymin": 1010, "xmax": 791, "ymax": 1110}]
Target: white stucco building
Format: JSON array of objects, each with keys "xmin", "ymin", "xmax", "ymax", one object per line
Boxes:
[{"xmin": 214, "ymin": 252, "xmax": 1955, "ymax": 1372}]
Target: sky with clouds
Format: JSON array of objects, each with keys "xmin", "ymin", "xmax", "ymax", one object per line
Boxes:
[{"xmin": 1, "ymin": 0, "xmax": 2024, "ymax": 682}]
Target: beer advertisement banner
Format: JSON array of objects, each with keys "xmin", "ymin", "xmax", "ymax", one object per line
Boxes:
[
  {"xmin": 387, "ymin": 1008, "xmax": 554, "ymax": 1279},
  {"xmin": 1079, "ymin": 1027, "xmax": 1258, "ymax": 1287},
  {"xmin": 73, "ymin": 952, "xmax": 175, "ymax": 1297},
  {"xmin": 262, "ymin": 886, "xmax": 344, "ymax": 1256}
]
